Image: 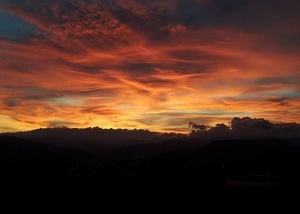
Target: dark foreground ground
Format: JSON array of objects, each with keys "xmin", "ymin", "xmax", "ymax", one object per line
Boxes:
[
  {"xmin": 1, "ymin": 153, "xmax": 299, "ymax": 192},
  {"xmin": 1, "ymin": 136, "xmax": 300, "ymax": 205}
]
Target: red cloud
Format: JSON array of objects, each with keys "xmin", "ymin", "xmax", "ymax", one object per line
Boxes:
[{"xmin": 0, "ymin": 0, "xmax": 300, "ymax": 132}]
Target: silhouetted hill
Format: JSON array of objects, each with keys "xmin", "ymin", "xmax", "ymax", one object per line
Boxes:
[
  {"xmin": 186, "ymin": 139, "xmax": 294, "ymax": 164},
  {"xmin": 2, "ymin": 135, "xmax": 300, "ymax": 193},
  {"xmin": 1, "ymin": 127, "xmax": 185, "ymax": 152},
  {"xmin": 0, "ymin": 135, "xmax": 90, "ymax": 161},
  {"xmin": 107, "ymin": 138, "xmax": 204, "ymax": 160}
]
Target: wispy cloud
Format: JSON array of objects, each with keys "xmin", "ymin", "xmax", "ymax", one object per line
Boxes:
[{"xmin": 0, "ymin": 0, "xmax": 300, "ymax": 132}]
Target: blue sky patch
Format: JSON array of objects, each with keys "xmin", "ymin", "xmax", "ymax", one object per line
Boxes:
[{"xmin": 0, "ymin": 11, "xmax": 36, "ymax": 41}]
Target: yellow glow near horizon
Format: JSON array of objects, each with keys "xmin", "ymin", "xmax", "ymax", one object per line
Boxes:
[{"xmin": 1, "ymin": 1, "xmax": 300, "ymax": 133}]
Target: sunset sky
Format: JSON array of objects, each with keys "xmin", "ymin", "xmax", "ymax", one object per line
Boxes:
[{"xmin": 0, "ymin": 0, "xmax": 300, "ymax": 133}]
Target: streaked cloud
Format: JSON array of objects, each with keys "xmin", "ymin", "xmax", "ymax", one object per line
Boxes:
[{"xmin": 0, "ymin": 0, "xmax": 300, "ymax": 133}]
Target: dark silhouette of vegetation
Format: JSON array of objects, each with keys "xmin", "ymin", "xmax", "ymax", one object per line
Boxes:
[{"xmin": 1, "ymin": 117, "xmax": 300, "ymax": 196}]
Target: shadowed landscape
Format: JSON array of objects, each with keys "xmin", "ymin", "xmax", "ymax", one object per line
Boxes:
[{"xmin": 1, "ymin": 117, "xmax": 300, "ymax": 195}]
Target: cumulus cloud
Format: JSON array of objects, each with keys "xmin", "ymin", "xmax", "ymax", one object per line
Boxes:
[
  {"xmin": 190, "ymin": 117, "xmax": 300, "ymax": 145},
  {"xmin": 189, "ymin": 122, "xmax": 210, "ymax": 131},
  {"xmin": 231, "ymin": 117, "xmax": 273, "ymax": 131}
]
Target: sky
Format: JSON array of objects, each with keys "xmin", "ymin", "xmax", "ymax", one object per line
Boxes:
[{"xmin": 0, "ymin": 0, "xmax": 300, "ymax": 133}]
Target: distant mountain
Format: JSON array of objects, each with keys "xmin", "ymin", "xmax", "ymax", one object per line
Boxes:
[
  {"xmin": 186, "ymin": 139, "xmax": 295, "ymax": 164},
  {"xmin": 2, "ymin": 135, "xmax": 300, "ymax": 190},
  {"xmin": 1, "ymin": 127, "xmax": 185, "ymax": 152},
  {"xmin": 101, "ymin": 138, "xmax": 296, "ymax": 162},
  {"xmin": 0, "ymin": 135, "xmax": 90, "ymax": 161},
  {"xmin": 2, "ymin": 128, "xmax": 298, "ymax": 166},
  {"xmin": 106, "ymin": 138, "xmax": 204, "ymax": 160}
]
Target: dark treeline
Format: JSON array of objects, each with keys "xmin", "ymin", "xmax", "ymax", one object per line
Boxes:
[
  {"xmin": 2, "ymin": 117, "xmax": 300, "ymax": 154},
  {"xmin": 1, "ymin": 117, "xmax": 300, "ymax": 195},
  {"xmin": 1, "ymin": 138, "xmax": 300, "ymax": 194},
  {"xmin": 1, "ymin": 127, "xmax": 185, "ymax": 152}
]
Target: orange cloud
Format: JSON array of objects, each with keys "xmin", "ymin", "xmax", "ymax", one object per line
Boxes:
[{"xmin": 1, "ymin": 0, "xmax": 300, "ymax": 133}]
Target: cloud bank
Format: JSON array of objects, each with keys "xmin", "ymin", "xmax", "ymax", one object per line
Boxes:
[{"xmin": 190, "ymin": 117, "xmax": 300, "ymax": 145}]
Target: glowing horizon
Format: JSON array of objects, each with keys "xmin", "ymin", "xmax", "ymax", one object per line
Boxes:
[{"xmin": 1, "ymin": 0, "xmax": 300, "ymax": 133}]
